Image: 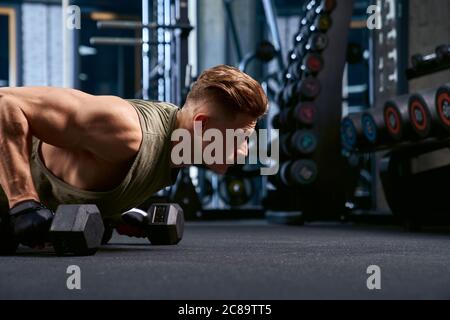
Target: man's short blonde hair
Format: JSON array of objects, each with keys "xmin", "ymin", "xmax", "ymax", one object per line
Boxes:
[{"xmin": 186, "ymin": 65, "xmax": 269, "ymax": 119}]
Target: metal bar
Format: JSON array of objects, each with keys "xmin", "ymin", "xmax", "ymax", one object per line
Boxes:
[
  {"xmin": 97, "ymin": 20, "xmax": 193, "ymax": 31},
  {"xmin": 90, "ymin": 37, "xmax": 143, "ymax": 46},
  {"xmin": 223, "ymin": 0, "xmax": 243, "ymax": 62},
  {"xmin": 142, "ymin": 0, "xmax": 150, "ymax": 100},
  {"xmin": 62, "ymin": 0, "xmax": 73, "ymax": 88},
  {"xmin": 239, "ymin": 53, "xmax": 256, "ymax": 72},
  {"xmin": 175, "ymin": 0, "xmax": 191, "ymax": 105},
  {"xmin": 261, "ymin": 0, "xmax": 284, "ymax": 70},
  {"xmin": 89, "ymin": 37, "xmax": 170, "ymax": 46}
]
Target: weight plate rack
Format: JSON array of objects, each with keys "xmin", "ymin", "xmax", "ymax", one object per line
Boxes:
[{"xmin": 268, "ymin": 0, "xmax": 358, "ymax": 219}]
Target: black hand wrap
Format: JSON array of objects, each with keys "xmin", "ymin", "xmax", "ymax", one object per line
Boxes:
[{"xmin": 9, "ymin": 200, "xmax": 54, "ymax": 247}]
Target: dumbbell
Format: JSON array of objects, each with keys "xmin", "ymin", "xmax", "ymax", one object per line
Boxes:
[
  {"xmin": 280, "ymin": 130, "xmax": 318, "ymax": 157},
  {"xmin": 411, "ymin": 44, "xmax": 450, "ymax": 69},
  {"xmin": 313, "ymin": 14, "xmax": 332, "ymax": 33},
  {"xmin": 50, "ymin": 204, "xmax": 105, "ymax": 256},
  {"xmin": 298, "ymin": 76, "xmax": 321, "ymax": 100},
  {"xmin": 407, "ymin": 90, "xmax": 435, "ymax": 139},
  {"xmin": 411, "ymin": 44, "xmax": 449, "ymax": 69},
  {"xmin": 218, "ymin": 176, "xmax": 253, "ymax": 207},
  {"xmin": 302, "ymin": 0, "xmax": 336, "ymax": 25},
  {"xmin": 435, "ymin": 84, "xmax": 450, "ymax": 132},
  {"xmin": 0, "ymin": 215, "xmax": 19, "ymax": 255},
  {"xmin": 278, "ymin": 160, "xmax": 318, "ymax": 187},
  {"xmin": 122, "ymin": 203, "xmax": 184, "ymax": 245},
  {"xmin": 408, "ymin": 85, "xmax": 450, "ymax": 138},
  {"xmin": 306, "ymin": 32, "xmax": 329, "ymax": 52},
  {"xmin": 281, "ymin": 75, "xmax": 321, "ymax": 108},
  {"xmin": 255, "ymin": 41, "xmax": 277, "ymax": 63},
  {"xmin": 282, "ymin": 77, "xmax": 321, "ymax": 106},
  {"xmin": 411, "ymin": 53, "xmax": 436, "ymax": 69},
  {"xmin": 435, "ymin": 44, "xmax": 450, "ymax": 61},
  {"xmin": 341, "ymin": 113, "xmax": 367, "ymax": 150},
  {"xmin": 361, "ymin": 108, "xmax": 395, "ymax": 147},
  {"xmin": 279, "ymin": 102, "xmax": 317, "ymax": 130},
  {"xmin": 289, "ymin": 54, "xmax": 323, "ymax": 78},
  {"xmin": 302, "ymin": 53, "xmax": 324, "ymax": 75},
  {"xmin": 382, "ymin": 95, "xmax": 414, "ymax": 141}
]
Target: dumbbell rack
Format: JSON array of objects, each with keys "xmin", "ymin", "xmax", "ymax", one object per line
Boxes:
[
  {"xmin": 342, "ymin": 84, "xmax": 450, "ymax": 228},
  {"xmin": 267, "ymin": 0, "xmax": 357, "ymax": 220}
]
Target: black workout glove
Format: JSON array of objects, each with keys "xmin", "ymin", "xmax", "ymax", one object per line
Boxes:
[{"xmin": 9, "ymin": 200, "xmax": 54, "ymax": 248}]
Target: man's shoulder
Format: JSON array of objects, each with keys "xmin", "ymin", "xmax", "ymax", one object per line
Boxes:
[
  {"xmin": 126, "ymin": 99, "xmax": 179, "ymax": 137},
  {"xmin": 126, "ymin": 99, "xmax": 179, "ymax": 111}
]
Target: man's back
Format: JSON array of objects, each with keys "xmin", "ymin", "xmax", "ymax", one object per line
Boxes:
[{"xmin": 0, "ymin": 88, "xmax": 179, "ymax": 220}]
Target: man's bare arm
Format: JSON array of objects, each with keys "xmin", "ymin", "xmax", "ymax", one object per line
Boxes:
[
  {"xmin": 0, "ymin": 87, "xmax": 142, "ymax": 161},
  {"xmin": 0, "ymin": 87, "xmax": 142, "ymax": 207}
]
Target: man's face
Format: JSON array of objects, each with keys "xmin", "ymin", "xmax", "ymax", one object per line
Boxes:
[{"xmin": 202, "ymin": 113, "xmax": 257, "ymax": 175}]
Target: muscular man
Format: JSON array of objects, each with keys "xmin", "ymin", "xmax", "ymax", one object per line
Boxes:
[{"xmin": 0, "ymin": 65, "xmax": 268, "ymax": 251}]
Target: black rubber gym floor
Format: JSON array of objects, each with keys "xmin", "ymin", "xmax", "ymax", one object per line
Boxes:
[{"xmin": 1, "ymin": 220, "xmax": 450, "ymax": 300}]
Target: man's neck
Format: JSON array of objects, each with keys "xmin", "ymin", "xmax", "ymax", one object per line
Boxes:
[{"xmin": 170, "ymin": 109, "xmax": 190, "ymax": 169}]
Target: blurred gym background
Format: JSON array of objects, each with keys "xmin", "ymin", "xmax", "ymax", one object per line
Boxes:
[{"xmin": 1, "ymin": 0, "xmax": 449, "ymax": 229}]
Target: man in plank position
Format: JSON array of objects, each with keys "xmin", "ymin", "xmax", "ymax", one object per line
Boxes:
[{"xmin": 0, "ymin": 65, "xmax": 268, "ymax": 250}]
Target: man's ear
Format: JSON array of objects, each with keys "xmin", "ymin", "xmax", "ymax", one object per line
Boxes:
[{"xmin": 193, "ymin": 113, "xmax": 209, "ymax": 129}]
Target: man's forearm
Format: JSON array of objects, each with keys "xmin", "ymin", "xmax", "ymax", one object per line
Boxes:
[{"xmin": 0, "ymin": 94, "xmax": 40, "ymax": 208}]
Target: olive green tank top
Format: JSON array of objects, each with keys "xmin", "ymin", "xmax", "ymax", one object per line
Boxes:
[{"xmin": 10, "ymin": 100, "xmax": 179, "ymax": 223}]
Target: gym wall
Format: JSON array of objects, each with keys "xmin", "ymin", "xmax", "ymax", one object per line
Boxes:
[
  {"xmin": 409, "ymin": 0, "xmax": 450, "ymax": 91},
  {"xmin": 407, "ymin": 0, "xmax": 450, "ymax": 185}
]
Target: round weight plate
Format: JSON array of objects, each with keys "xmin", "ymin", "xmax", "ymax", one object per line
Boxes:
[
  {"xmin": 218, "ymin": 176, "xmax": 252, "ymax": 207},
  {"xmin": 309, "ymin": 33, "xmax": 328, "ymax": 51},
  {"xmin": 304, "ymin": 53, "xmax": 324, "ymax": 73},
  {"xmin": 316, "ymin": 14, "xmax": 331, "ymax": 32},
  {"xmin": 295, "ymin": 102, "xmax": 316, "ymax": 126},
  {"xmin": 280, "ymin": 134, "xmax": 293, "ymax": 157},
  {"xmin": 384, "ymin": 104, "xmax": 401, "ymax": 138},
  {"xmin": 290, "ymin": 160, "xmax": 318, "ymax": 186},
  {"xmin": 408, "ymin": 96, "xmax": 431, "ymax": 137},
  {"xmin": 436, "ymin": 87, "xmax": 450, "ymax": 128},
  {"xmin": 279, "ymin": 161, "xmax": 291, "ymax": 186},
  {"xmin": 361, "ymin": 113, "xmax": 377, "ymax": 143},
  {"xmin": 299, "ymin": 77, "xmax": 321, "ymax": 99},
  {"xmin": 341, "ymin": 117, "xmax": 357, "ymax": 150},
  {"xmin": 256, "ymin": 41, "xmax": 276, "ymax": 62},
  {"xmin": 322, "ymin": 0, "xmax": 337, "ymax": 12},
  {"xmin": 291, "ymin": 130, "xmax": 318, "ymax": 154}
]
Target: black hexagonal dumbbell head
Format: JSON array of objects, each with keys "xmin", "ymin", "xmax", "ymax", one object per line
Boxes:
[
  {"xmin": 146, "ymin": 203, "xmax": 184, "ymax": 245},
  {"xmin": 0, "ymin": 215, "xmax": 19, "ymax": 255},
  {"xmin": 50, "ymin": 204, "xmax": 105, "ymax": 256}
]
